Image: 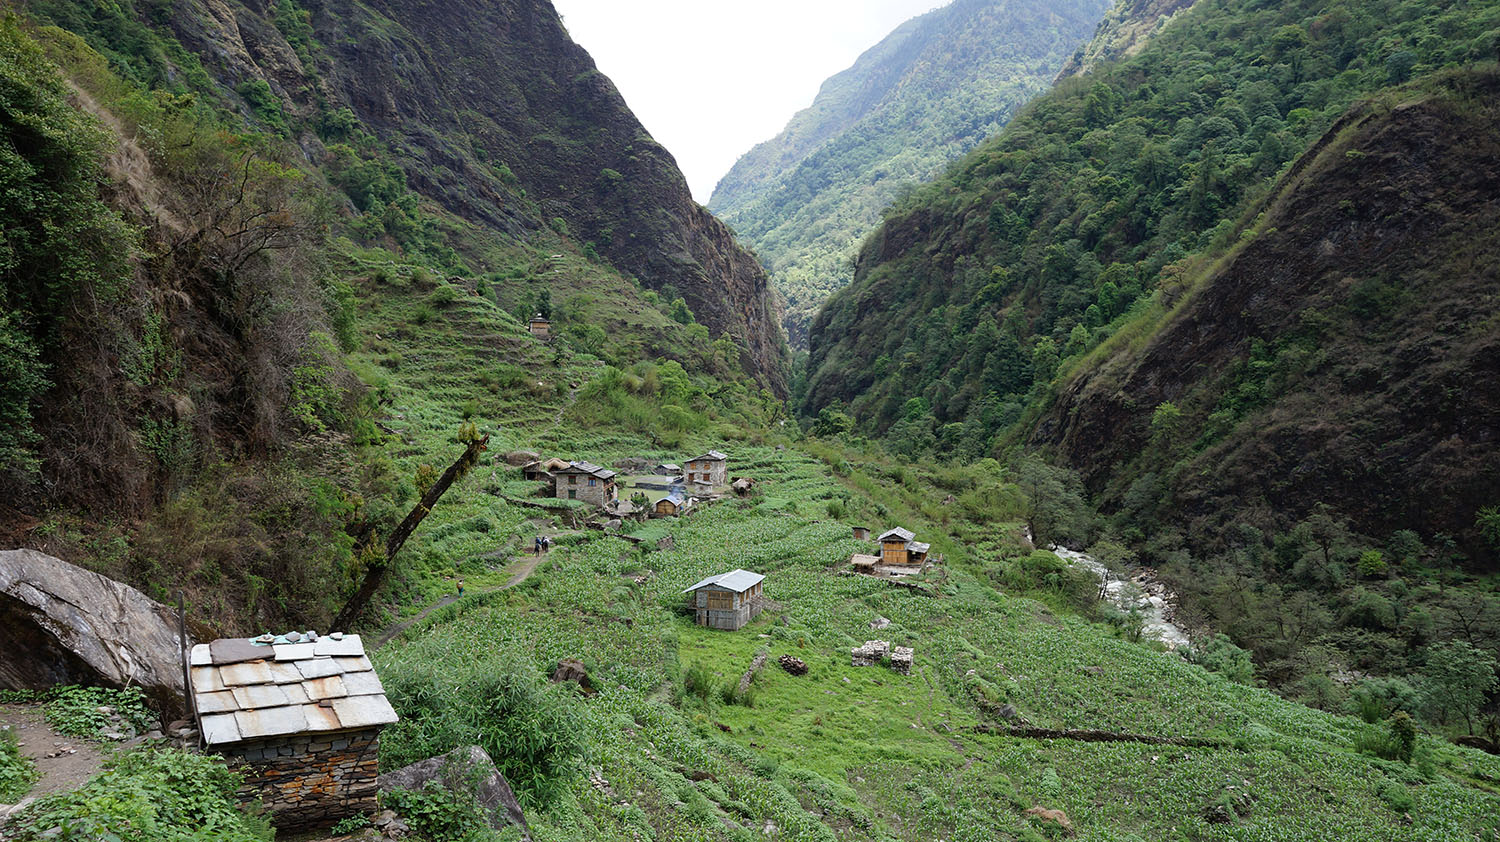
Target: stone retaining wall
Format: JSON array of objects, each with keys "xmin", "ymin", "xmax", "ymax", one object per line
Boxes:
[{"xmin": 220, "ymin": 727, "xmax": 381, "ymax": 831}]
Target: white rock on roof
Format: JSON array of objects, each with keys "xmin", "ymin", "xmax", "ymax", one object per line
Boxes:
[{"xmin": 190, "ymin": 633, "xmax": 397, "ymax": 746}]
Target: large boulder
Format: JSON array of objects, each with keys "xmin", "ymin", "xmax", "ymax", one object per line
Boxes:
[
  {"xmin": 0, "ymin": 549, "xmax": 186, "ymax": 716},
  {"xmin": 378, "ymin": 746, "xmax": 530, "ymax": 840}
]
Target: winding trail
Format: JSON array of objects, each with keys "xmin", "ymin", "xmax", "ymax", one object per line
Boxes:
[{"xmin": 372, "ymin": 548, "xmax": 552, "ymax": 651}]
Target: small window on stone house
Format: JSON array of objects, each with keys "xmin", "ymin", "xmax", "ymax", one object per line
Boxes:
[{"xmin": 568, "ymin": 490, "xmax": 577, "ymax": 499}]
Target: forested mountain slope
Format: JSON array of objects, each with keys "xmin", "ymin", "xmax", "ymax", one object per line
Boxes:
[
  {"xmin": 805, "ymin": 0, "xmax": 1500, "ymax": 473},
  {"xmin": 1035, "ymin": 70, "xmax": 1500, "ymax": 558},
  {"xmin": 1, "ymin": 0, "xmax": 784, "ymax": 633},
  {"xmin": 24, "ymin": 0, "xmax": 788, "ymax": 391},
  {"xmin": 709, "ymin": 0, "xmax": 1110, "ymax": 346}
]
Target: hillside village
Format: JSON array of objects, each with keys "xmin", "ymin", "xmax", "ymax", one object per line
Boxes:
[{"xmin": 0, "ymin": 0, "xmax": 1498, "ymax": 840}]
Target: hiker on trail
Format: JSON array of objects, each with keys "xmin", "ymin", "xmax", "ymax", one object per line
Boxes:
[
  {"xmin": 543, "ymin": 536, "xmax": 551, "ymax": 554},
  {"xmin": 457, "ymin": 579, "xmax": 465, "ymax": 597},
  {"xmin": 534, "ymin": 535, "xmax": 542, "ymax": 555}
]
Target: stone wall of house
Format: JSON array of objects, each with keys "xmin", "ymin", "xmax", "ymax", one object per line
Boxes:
[
  {"xmin": 556, "ymin": 475, "xmax": 614, "ymax": 507},
  {"xmin": 220, "ymin": 728, "xmax": 381, "ymax": 831}
]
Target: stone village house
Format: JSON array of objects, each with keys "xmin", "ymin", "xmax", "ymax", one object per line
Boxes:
[
  {"xmin": 686, "ymin": 450, "xmax": 728, "ymax": 488},
  {"xmin": 190, "ymin": 633, "xmax": 397, "ymax": 832},
  {"xmin": 553, "ymin": 461, "xmax": 618, "ymax": 507},
  {"xmin": 684, "ymin": 569, "xmax": 764, "ymax": 631}
]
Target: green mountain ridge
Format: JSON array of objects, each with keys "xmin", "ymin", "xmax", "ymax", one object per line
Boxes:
[{"xmin": 709, "ymin": 0, "xmax": 1111, "ymax": 347}]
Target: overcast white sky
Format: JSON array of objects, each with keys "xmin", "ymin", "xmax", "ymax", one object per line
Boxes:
[{"xmin": 552, "ymin": 0, "xmax": 954, "ymax": 203}]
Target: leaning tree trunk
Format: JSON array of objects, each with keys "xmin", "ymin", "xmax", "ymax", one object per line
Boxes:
[{"xmin": 331, "ymin": 435, "xmax": 488, "ymax": 632}]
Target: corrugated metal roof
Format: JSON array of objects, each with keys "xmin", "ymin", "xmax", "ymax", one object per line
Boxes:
[
  {"xmin": 878, "ymin": 527, "xmax": 915, "ymax": 543},
  {"xmin": 190, "ymin": 633, "xmax": 397, "ymax": 746},
  {"xmin": 690, "ymin": 450, "xmax": 728, "ymax": 463},
  {"xmin": 684, "ymin": 568, "xmax": 765, "ymax": 594}
]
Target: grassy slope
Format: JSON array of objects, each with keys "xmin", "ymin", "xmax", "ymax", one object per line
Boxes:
[{"xmin": 359, "ymin": 262, "xmax": 1500, "ymax": 841}]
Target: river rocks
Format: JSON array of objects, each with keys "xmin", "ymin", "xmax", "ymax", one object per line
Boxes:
[
  {"xmin": 0, "ymin": 549, "xmax": 186, "ymax": 716},
  {"xmin": 377, "ymin": 746, "xmax": 529, "ymax": 840}
]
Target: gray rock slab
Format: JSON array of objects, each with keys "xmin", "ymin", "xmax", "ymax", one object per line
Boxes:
[
  {"xmin": 0, "ymin": 548, "xmax": 187, "ymax": 715},
  {"xmin": 378, "ymin": 746, "xmax": 530, "ymax": 840}
]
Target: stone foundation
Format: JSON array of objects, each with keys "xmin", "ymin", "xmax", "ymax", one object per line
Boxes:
[{"xmin": 220, "ymin": 728, "xmax": 382, "ymax": 831}]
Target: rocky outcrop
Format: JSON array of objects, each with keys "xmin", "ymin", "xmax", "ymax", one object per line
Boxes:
[
  {"xmin": 377, "ymin": 745, "xmax": 530, "ymax": 840},
  {"xmin": 0, "ymin": 549, "xmax": 186, "ymax": 716}
]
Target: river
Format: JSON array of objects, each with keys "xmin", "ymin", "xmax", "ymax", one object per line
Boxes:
[{"xmin": 1050, "ymin": 545, "xmax": 1192, "ymax": 650}]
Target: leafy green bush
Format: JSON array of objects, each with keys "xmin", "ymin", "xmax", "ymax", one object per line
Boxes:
[
  {"xmin": 7, "ymin": 748, "xmax": 270, "ymax": 841},
  {"xmin": 44, "ymin": 685, "xmax": 155, "ymax": 739},
  {"xmin": 0, "ymin": 726, "xmax": 38, "ymax": 802},
  {"xmin": 382, "ymin": 782, "xmax": 510, "ymax": 842},
  {"xmin": 378, "ymin": 658, "xmax": 589, "ymax": 811}
]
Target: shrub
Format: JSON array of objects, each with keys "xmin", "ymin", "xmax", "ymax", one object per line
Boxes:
[
  {"xmin": 44, "ymin": 685, "xmax": 155, "ymax": 739},
  {"xmin": 430, "ymin": 284, "xmax": 460, "ymax": 307},
  {"xmin": 0, "ymin": 726, "xmax": 37, "ymax": 802},
  {"xmin": 381, "ymin": 783, "xmax": 496, "ymax": 842},
  {"xmin": 379, "ymin": 658, "xmax": 589, "ymax": 811},
  {"xmin": 7, "ymin": 748, "xmax": 270, "ymax": 841}
]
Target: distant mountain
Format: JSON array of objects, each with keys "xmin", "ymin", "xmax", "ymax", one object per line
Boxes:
[{"xmin": 708, "ymin": 0, "xmax": 1111, "ymax": 347}]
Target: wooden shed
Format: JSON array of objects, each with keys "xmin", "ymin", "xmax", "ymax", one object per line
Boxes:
[
  {"xmin": 878, "ymin": 527, "xmax": 929, "ymax": 567},
  {"xmin": 654, "ymin": 490, "xmax": 693, "ymax": 517},
  {"xmin": 684, "ymin": 569, "xmax": 765, "ymax": 631},
  {"xmin": 852, "ymin": 526, "xmax": 871, "ymax": 541},
  {"xmin": 190, "ymin": 633, "xmax": 396, "ymax": 832},
  {"xmin": 528, "ymin": 314, "xmax": 551, "ymax": 338}
]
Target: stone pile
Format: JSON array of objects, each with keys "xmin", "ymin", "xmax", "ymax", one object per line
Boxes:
[
  {"xmin": 777, "ymin": 655, "xmax": 807, "ymax": 676},
  {"xmin": 850, "ymin": 640, "xmax": 889, "ymax": 667},
  {"xmin": 890, "ymin": 647, "xmax": 914, "ymax": 675},
  {"xmin": 850, "ymin": 640, "xmax": 916, "ymax": 675}
]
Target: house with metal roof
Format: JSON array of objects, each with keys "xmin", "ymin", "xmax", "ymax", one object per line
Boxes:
[
  {"xmin": 189, "ymin": 632, "xmax": 395, "ymax": 832},
  {"xmin": 654, "ymin": 490, "xmax": 693, "ymax": 517},
  {"xmin": 553, "ymin": 461, "xmax": 619, "ymax": 507},
  {"xmin": 685, "ymin": 450, "xmax": 729, "ymax": 488},
  {"xmin": 683, "ymin": 569, "xmax": 764, "ymax": 630},
  {"xmin": 878, "ymin": 527, "xmax": 931, "ymax": 567},
  {"xmin": 528, "ymin": 314, "xmax": 551, "ymax": 339}
]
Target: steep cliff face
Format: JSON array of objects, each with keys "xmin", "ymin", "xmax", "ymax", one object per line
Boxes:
[
  {"xmin": 139, "ymin": 0, "xmax": 787, "ymax": 391},
  {"xmin": 1035, "ymin": 71, "xmax": 1500, "ymax": 556}
]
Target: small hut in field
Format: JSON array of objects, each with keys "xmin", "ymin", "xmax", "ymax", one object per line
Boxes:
[
  {"xmin": 654, "ymin": 490, "xmax": 693, "ymax": 517},
  {"xmin": 528, "ymin": 314, "xmax": 551, "ymax": 338},
  {"xmin": 878, "ymin": 527, "xmax": 929, "ymax": 567},
  {"xmin": 683, "ymin": 569, "xmax": 764, "ymax": 631}
]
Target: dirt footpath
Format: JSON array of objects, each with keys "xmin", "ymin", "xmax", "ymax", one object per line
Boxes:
[{"xmin": 0, "ymin": 704, "xmax": 105, "ymax": 800}]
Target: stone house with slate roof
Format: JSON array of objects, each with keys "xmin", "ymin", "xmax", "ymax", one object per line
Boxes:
[
  {"xmin": 686, "ymin": 450, "xmax": 728, "ymax": 488},
  {"xmin": 684, "ymin": 569, "xmax": 764, "ymax": 630},
  {"xmin": 554, "ymin": 461, "xmax": 618, "ymax": 507},
  {"xmin": 190, "ymin": 633, "xmax": 396, "ymax": 831}
]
